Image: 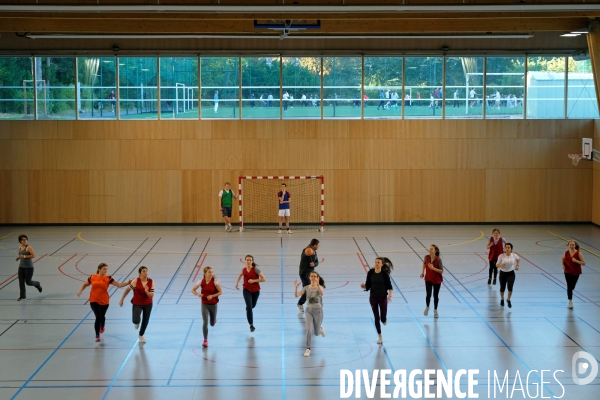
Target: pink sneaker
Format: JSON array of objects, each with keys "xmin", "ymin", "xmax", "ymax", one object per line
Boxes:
[
  {"xmin": 95, "ymin": 336, "xmax": 101, "ymax": 342},
  {"xmin": 202, "ymin": 339, "xmax": 208, "ymax": 348}
]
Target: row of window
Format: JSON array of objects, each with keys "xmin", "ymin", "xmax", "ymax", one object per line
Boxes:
[{"xmin": 0, "ymin": 55, "xmax": 597, "ymax": 120}]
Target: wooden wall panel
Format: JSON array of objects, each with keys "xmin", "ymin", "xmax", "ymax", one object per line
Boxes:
[{"xmin": 0, "ymin": 119, "xmax": 594, "ymax": 223}]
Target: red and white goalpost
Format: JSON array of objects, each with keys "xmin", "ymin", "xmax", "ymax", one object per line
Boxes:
[{"xmin": 238, "ymin": 175, "xmax": 324, "ymax": 231}]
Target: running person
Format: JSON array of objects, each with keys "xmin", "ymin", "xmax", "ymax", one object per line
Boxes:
[
  {"xmin": 119, "ymin": 266, "xmax": 155, "ymax": 343},
  {"xmin": 297, "ymin": 239, "xmax": 320, "ymax": 313},
  {"xmin": 486, "ymin": 228, "xmax": 506, "ymax": 285},
  {"xmin": 420, "ymin": 244, "xmax": 444, "ymax": 318},
  {"xmin": 77, "ymin": 263, "xmax": 130, "ymax": 342},
  {"xmin": 235, "ymin": 255, "xmax": 266, "ymax": 332},
  {"xmin": 278, "ymin": 183, "xmax": 292, "ymax": 234},
  {"xmin": 562, "ymin": 240, "xmax": 585, "ymax": 309},
  {"xmin": 16, "ymin": 234, "xmax": 42, "ymax": 301},
  {"xmin": 294, "ymin": 271, "xmax": 326, "ymax": 357},
  {"xmin": 219, "ymin": 182, "xmax": 238, "ymax": 232},
  {"xmin": 496, "ymin": 242, "xmax": 520, "ymax": 308},
  {"xmin": 192, "ymin": 267, "xmax": 222, "ymax": 348},
  {"xmin": 360, "ymin": 257, "xmax": 393, "ymax": 344}
]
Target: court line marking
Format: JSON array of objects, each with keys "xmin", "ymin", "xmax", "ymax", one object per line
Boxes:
[
  {"xmin": 101, "ymin": 337, "xmax": 140, "ymax": 400},
  {"xmin": 158, "ymin": 238, "xmax": 201, "ymax": 304},
  {"xmin": 167, "ymin": 320, "xmax": 195, "ymax": 385},
  {"xmin": 547, "ymin": 230, "xmax": 600, "ymax": 259}
]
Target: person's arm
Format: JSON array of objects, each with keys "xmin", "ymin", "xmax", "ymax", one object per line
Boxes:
[
  {"xmin": 486, "ymin": 239, "xmax": 493, "ymax": 249},
  {"xmin": 77, "ymin": 279, "xmax": 91, "ymax": 297},
  {"xmin": 420, "ymin": 259, "xmax": 427, "ymax": 278},
  {"xmin": 111, "ymin": 278, "xmax": 130, "ymax": 288},
  {"xmin": 431, "ymin": 258, "xmax": 444, "ymax": 274},
  {"xmin": 119, "ymin": 286, "xmax": 131, "ymax": 306},
  {"xmin": 234, "ymin": 271, "xmax": 243, "ymax": 290},
  {"xmin": 207, "ymin": 283, "xmax": 223, "ymax": 301},
  {"xmin": 191, "ymin": 282, "xmax": 202, "ymax": 298},
  {"xmin": 218, "ymin": 190, "xmax": 223, "ymax": 210},
  {"xmin": 318, "ymin": 285, "xmax": 324, "ymax": 296},
  {"xmin": 17, "ymin": 245, "xmax": 36, "ymax": 261},
  {"xmin": 360, "ymin": 270, "xmax": 371, "ymax": 290},
  {"xmin": 385, "ymin": 273, "xmax": 393, "ymax": 302},
  {"xmin": 294, "ymin": 280, "xmax": 304, "ymax": 298},
  {"xmin": 515, "ymin": 255, "xmax": 520, "ymax": 271},
  {"xmin": 496, "ymin": 255, "xmax": 505, "ymax": 268},
  {"xmin": 253, "ymin": 272, "xmax": 266, "ymax": 284},
  {"xmin": 573, "ymin": 252, "xmax": 586, "ymax": 266},
  {"xmin": 145, "ymin": 280, "xmax": 155, "ymax": 298}
]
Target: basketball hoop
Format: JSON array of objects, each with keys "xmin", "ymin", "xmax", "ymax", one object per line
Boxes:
[{"xmin": 568, "ymin": 154, "xmax": 585, "ymax": 166}]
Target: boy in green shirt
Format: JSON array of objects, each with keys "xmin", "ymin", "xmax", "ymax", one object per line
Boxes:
[{"xmin": 218, "ymin": 182, "xmax": 237, "ymax": 232}]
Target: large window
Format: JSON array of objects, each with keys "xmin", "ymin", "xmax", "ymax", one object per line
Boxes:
[
  {"xmin": 77, "ymin": 57, "xmax": 116, "ymax": 120},
  {"xmin": 242, "ymin": 56, "xmax": 280, "ymax": 119},
  {"xmin": 567, "ymin": 58, "xmax": 599, "ymax": 119},
  {"xmin": 0, "ymin": 57, "xmax": 33, "ymax": 120},
  {"xmin": 323, "ymin": 57, "xmax": 362, "ymax": 119},
  {"xmin": 404, "ymin": 57, "xmax": 443, "ymax": 119},
  {"xmin": 201, "ymin": 57, "xmax": 239, "ymax": 119},
  {"xmin": 282, "ymin": 57, "xmax": 321, "ymax": 119},
  {"xmin": 364, "ymin": 57, "xmax": 402, "ymax": 119},
  {"xmin": 160, "ymin": 57, "xmax": 198, "ymax": 119},
  {"xmin": 526, "ymin": 56, "xmax": 566, "ymax": 119},
  {"xmin": 36, "ymin": 57, "xmax": 76, "ymax": 120},
  {"xmin": 486, "ymin": 57, "xmax": 525, "ymax": 119},
  {"xmin": 445, "ymin": 57, "xmax": 483, "ymax": 119},
  {"xmin": 118, "ymin": 57, "xmax": 158, "ymax": 120}
]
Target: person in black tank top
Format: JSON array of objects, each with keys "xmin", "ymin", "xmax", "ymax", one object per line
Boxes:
[
  {"xmin": 297, "ymin": 239, "xmax": 320, "ymax": 313},
  {"xmin": 16, "ymin": 234, "xmax": 42, "ymax": 301}
]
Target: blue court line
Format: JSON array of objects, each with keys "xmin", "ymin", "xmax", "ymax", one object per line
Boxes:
[
  {"xmin": 280, "ymin": 245, "xmax": 286, "ymax": 400},
  {"xmin": 10, "ymin": 309, "xmax": 93, "ymax": 400},
  {"xmin": 100, "ymin": 337, "xmax": 140, "ymax": 400},
  {"xmin": 176, "ymin": 238, "xmax": 210, "ymax": 304},
  {"xmin": 539, "ymin": 274, "xmax": 585, "ymax": 302},
  {"xmin": 406, "ymin": 307, "xmax": 449, "ymax": 373},
  {"xmin": 545, "ymin": 317, "xmax": 600, "ymax": 364},
  {"xmin": 167, "ymin": 320, "xmax": 195, "ymax": 385},
  {"xmin": 577, "ymin": 317, "xmax": 600, "ymax": 336}
]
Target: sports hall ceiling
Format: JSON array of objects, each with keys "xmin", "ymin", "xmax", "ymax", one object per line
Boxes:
[{"xmin": 0, "ymin": 1, "xmax": 598, "ymax": 52}]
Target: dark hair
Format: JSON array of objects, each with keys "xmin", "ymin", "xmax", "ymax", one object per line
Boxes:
[
  {"xmin": 245, "ymin": 254, "xmax": 257, "ymax": 267},
  {"xmin": 224, "ymin": 181, "xmax": 231, "ymax": 186},
  {"xmin": 505, "ymin": 242, "xmax": 513, "ymax": 251},
  {"xmin": 309, "ymin": 239, "xmax": 320, "ymax": 247},
  {"xmin": 281, "ymin": 183, "xmax": 287, "ymax": 187},
  {"xmin": 430, "ymin": 244, "xmax": 440, "ymax": 257},
  {"xmin": 97, "ymin": 263, "xmax": 108, "ymax": 273},
  {"xmin": 18, "ymin": 234, "xmax": 28, "ymax": 242},
  {"xmin": 376, "ymin": 257, "xmax": 394, "ymax": 275},
  {"xmin": 138, "ymin": 266, "xmax": 148, "ymax": 274},
  {"xmin": 492, "ymin": 228, "xmax": 500, "ymax": 234},
  {"xmin": 309, "ymin": 271, "xmax": 326, "ymax": 289},
  {"xmin": 567, "ymin": 240, "xmax": 580, "ymax": 250}
]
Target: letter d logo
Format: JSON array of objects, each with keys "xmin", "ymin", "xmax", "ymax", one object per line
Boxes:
[{"xmin": 572, "ymin": 351, "xmax": 598, "ymax": 385}]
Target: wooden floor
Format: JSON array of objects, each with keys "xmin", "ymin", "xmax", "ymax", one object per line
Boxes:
[{"xmin": 0, "ymin": 224, "xmax": 599, "ymax": 400}]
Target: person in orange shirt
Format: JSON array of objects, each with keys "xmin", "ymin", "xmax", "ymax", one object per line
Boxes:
[{"xmin": 77, "ymin": 263, "xmax": 130, "ymax": 342}]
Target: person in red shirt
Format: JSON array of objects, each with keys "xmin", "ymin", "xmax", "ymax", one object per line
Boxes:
[
  {"xmin": 77, "ymin": 263, "xmax": 130, "ymax": 342},
  {"xmin": 562, "ymin": 240, "xmax": 586, "ymax": 309},
  {"xmin": 486, "ymin": 228, "xmax": 506, "ymax": 285},
  {"xmin": 235, "ymin": 255, "xmax": 266, "ymax": 332},
  {"xmin": 119, "ymin": 266, "xmax": 155, "ymax": 343},
  {"xmin": 192, "ymin": 267, "xmax": 223, "ymax": 348},
  {"xmin": 420, "ymin": 244, "xmax": 444, "ymax": 318}
]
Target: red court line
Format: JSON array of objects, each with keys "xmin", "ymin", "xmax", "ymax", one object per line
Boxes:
[
  {"xmin": 191, "ymin": 253, "xmax": 208, "ymax": 282},
  {"xmin": 356, "ymin": 252, "xmax": 369, "ymax": 273},
  {"xmin": 74, "ymin": 254, "xmax": 89, "ymax": 276},
  {"xmin": 57, "ymin": 254, "xmax": 85, "ymax": 282},
  {"xmin": 518, "ymin": 252, "xmax": 600, "ymax": 309},
  {"xmin": 0, "ymin": 254, "xmax": 48, "ymax": 286}
]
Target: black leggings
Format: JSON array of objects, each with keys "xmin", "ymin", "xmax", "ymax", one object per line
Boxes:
[
  {"xmin": 499, "ymin": 270, "xmax": 515, "ymax": 293},
  {"xmin": 90, "ymin": 302, "xmax": 109, "ymax": 336},
  {"xmin": 243, "ymin": 289, "xmax": 260, "ymax": 325},
  {"xmin": 425, "ymin": 281, "xmax": 441, "ymax": 309},
  {"xmin": 564, "ymin": 273, "xmax": 580, "ymax": 300},
  {"xmin": 369, "ymin": 295, "xmax": 388, "ymax": 334},
  {"xmin": 132, "ymin": 303, "xmax": 153, "ymax": 336},
  {"xmin": 488, "ymin": 259, "xmax": 499, "ymax": 280},
  {"xmin": 297, "ymin": 272, "xmax": 311, "ymax": 306},
  {"xmin": 18, "ymin": 267, "xmax": 41, "ymax": 299}
]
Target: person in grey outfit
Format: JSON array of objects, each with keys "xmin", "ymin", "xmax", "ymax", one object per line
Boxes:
[
  {"xmin": 16, "ymin": 234, "xmax": 41, "ymax": 301},
  {"xmin": 294, "ymin": 271, "xmax": 326, "ymax": 357}
]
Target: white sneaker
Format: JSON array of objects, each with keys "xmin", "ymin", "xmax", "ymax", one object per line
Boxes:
[
  {"xmin": 320, "ymin": 326, "xmax": 326, "ymax": 337},
  {"xmin": 134, "ymin": 323, "xmax": 139, "ymax": 329},
  {"xmin": 297, "ymin": 304, "xmax": 304, "ymax": 313},
  {"xmin": 304, "ymin": 348, "xmax": 310, "ymax": 357},
  {"xmin": 568, "ymin": 300, "xmax": 573, "ymax": 309},
  {"xmin": 434, "ymin": 310, "xmax": 439, "ymax": 318},
  {"xmin": 278, "ymin": 229, "xmax": 282, "ymax": 234},
  {"xmin": 382, "ymin": 321, "xmax": 387, "ymax": 326},
  {"xmin": 287, "ymin": 230, "xmax": 293, "ymax": 234},
  {"xmin": 138, "ymin": 335, "xmax": 146, "ymax": 343},
  {"xmin": 377, "ymin": 338, "xmax": 382, "ymax": 345},
  {"xmin": 423, "ymin": 306, "xmax": 429, "ymax": 316}
]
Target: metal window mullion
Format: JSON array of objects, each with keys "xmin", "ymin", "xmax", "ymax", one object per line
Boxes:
[
  {"xmin": 483, "ymin": 57, "xmax": 487, "ymax": 119},
  {"xmin": 33, "ymin": 56, "xmax": 37, "ymax": 120},
  {"xmin": 238, "ymin": 56, "xmax": 242, "ymax": 119},
  {"xmin": 198, "ymin": 55, "xmax": 201, "ymax": 120},
  {"xmin": 157, "ymin": 57, "xmax": 161, "ymax": 120},
  {"xmin": 74, "ymin": 56, "xmax": 79, "ymax": 120},
  {"xmin": 564, "ymin": 56, "xmax": 569, "ymax": 119},
  {"xmin": 361, "ymin": 55, "xmax": 364, "ymax": 120},
  {"xmin": 523, "ymin": 54, "xmax": 528, "ymax": 119},
  {"xmin": 115, "ymin": 57, "xmax": 120, "ymax": 120},
  {"xmin": 320, "ymin": 57, "xmax": 324, "ymax": 120},
  {"xmin": 401, "ymin": 57, "xmax": 405, "ymax": 119},
  {"xmin": 442, "ymin": 55, "xmax": 446, "ymax": 119},
  {"xmin": 279, "ymin": 55, "xmax": 283, "ymax": 120}
]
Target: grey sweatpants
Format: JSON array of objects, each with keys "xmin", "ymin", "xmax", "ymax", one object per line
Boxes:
[
  {"xmin": 305, "ymin": 307, "xmax": 323, "ymax": 348},
  {"xmin": 202, "ymin": 304, "xmax": 217, "ymax": 339}
]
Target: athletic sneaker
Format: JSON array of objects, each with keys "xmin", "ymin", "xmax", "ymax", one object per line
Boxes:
[
  {"xmin": 382, "ymin": 321, "xmax": 387, "ymax": 326},
  {"xmin": 507, "ymin": 300, "xmax": 512, "ymax": 308},
  {"xmin": 287, "ymin": 230, "xmax": 293, "ymax": 234},
  {"xmin": 95, "ymin": 336, "xmax": 101, "ymax": 342},
  {"xmin": 100, "ymin": 327, "xmax": 105, "ymax": 334},
  {"xmin": 17, "ymin": 297, "xmax": 25, "ymax": 301},
  {"xmin": 493, "ymin": 278, "xmax": 497, "ymax": 285},
  {"xmin": 37, "ymin": 286, "xmax": 42, "ymax": 293},
  {"xmin": 434, "ymin": 310, "xmax": 439, "ymax": 318},
  {"xmin": 377, "ymin": 338, "xmax": 383, "ymax": 345},
  {"xmin": 568, "ymin": 300, "xmax": 574, "ymax": 309},
  {"xmin": 138, "ymin": 335, "xmax": 146, "ymax": 343},
  {"xmin": 423, "ymin": 306, "xmax": 429, "ymax": 316},
  {"xmin": 278, "ymin": 229, "xmax": 282, "ymax": 234},
  {"xmin": 500, "ymin": 299, "xmax": 504, "ymax": 306},
  {"xmin": 487, "ymin": 278, "xmax": 491, "ymax": 285},
  {"xmin": 202, "ymin": 339, "xmax": 208, "ymax": 348},
  {"xmin": 320, "ymin": 326, "xmax": 326, "ymax": 337},
  {"xmin": 250, "ymin": 324, "xmax": 255, "ymax": 332},
  {"xmin": 297, "ymin": 304, "xmax": 304, "ymax": 313},
  {"xmin": 304, "ymin": 348, "xmax": 310, "ymax": 357}
]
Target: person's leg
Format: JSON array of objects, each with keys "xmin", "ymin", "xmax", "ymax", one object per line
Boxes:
[
  {"xmin": 492, "ymin": 260, "xmax": 498, "ymax": 281},
  {"xmin": 312, "ymin": 308, "xmax": 323, "ymax": 337},
  {"xmin": 369, "ymin": 296, "xmax": 382, "ymax": 335},
  {"xmin": 488, "ymin": 259, "xmax": 496, "ymax": 280},
  {"xmin": 278, "ymin": 215, "xmax": 283, "ymax": 230},
  {"xmin": 99, "ymin": 304, "xmax": 109, "ymax": 330},
  {"xmin": 379, "ymin": 296, "xmax": 388, "ymax": 324},
  {"xmin": 18, "ymin": 268, "xmax": 26, "ymax": 299},
  {"xmin": 433, "ymin": 284, "xmax": 441, "ymax": 310},
  {"xmin": 90, "ymin": 302, "xmax": 101, "ymax": 336},
  {"xmin": 499, "ymin": 271, "xmax": 507, "ymax": 303},
  {"xmin": 506, "ymin": 272, "xmax": 515, "ymax": 300},
  {"xmin": 23, "ymin": 268, "xmax": 41, "ymax": 290},
  {"xmin": 132, "ymin": 304, "xmax": 142, "ymax": 325},
  {"xmin": 251, "ymin": 290, "xmax": 260, "ymax": 309},
  {"xmin": 243, "ymin": 289, "xmax": 254, "ymax": 325},
  {"xmin": 425, "ymin": 281, "xmax": 432, "ymax": 307},
  {"xmin": 305, "ymin": 308, "xmax": 315, "ymax": 349},
  {"xmin": 208, "ymin": 304, "xmax": 217, "ymax": 326},
  {"xmin": 202, "ymin": 304, "xmax": 209, "ymax": 339},
  {"xmin": 139, "ymin": 303, "xmax": 153, "ymax": 336},
  {"xmin": 285, "ymin": 216, "xmax": 290, "ymax": 230},
  {"xmin": 298, "ymin": 272, "xmax": 310, "ymax": 306}
]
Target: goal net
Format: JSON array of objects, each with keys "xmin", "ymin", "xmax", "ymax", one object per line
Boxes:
[{"xmin": 239, "ymin": 176, "xmax": 324, "ymax": 231}]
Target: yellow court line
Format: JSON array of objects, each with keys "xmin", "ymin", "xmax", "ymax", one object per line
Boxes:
[
  {"xmin": 0, "ymin": 232, "xmax": 13, "ymax": 241},
  {"xmin": 441, "ymin": 230, "xmax": 485, "ymax": 248},
  {"xmin": 547, "ymin": 230, "xmax": 600, "ymax": 259}
]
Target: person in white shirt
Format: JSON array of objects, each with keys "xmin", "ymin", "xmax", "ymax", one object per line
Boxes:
[{"xmin": 496, "ymin": 242, "xmax": 520, "ymax": 308}]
